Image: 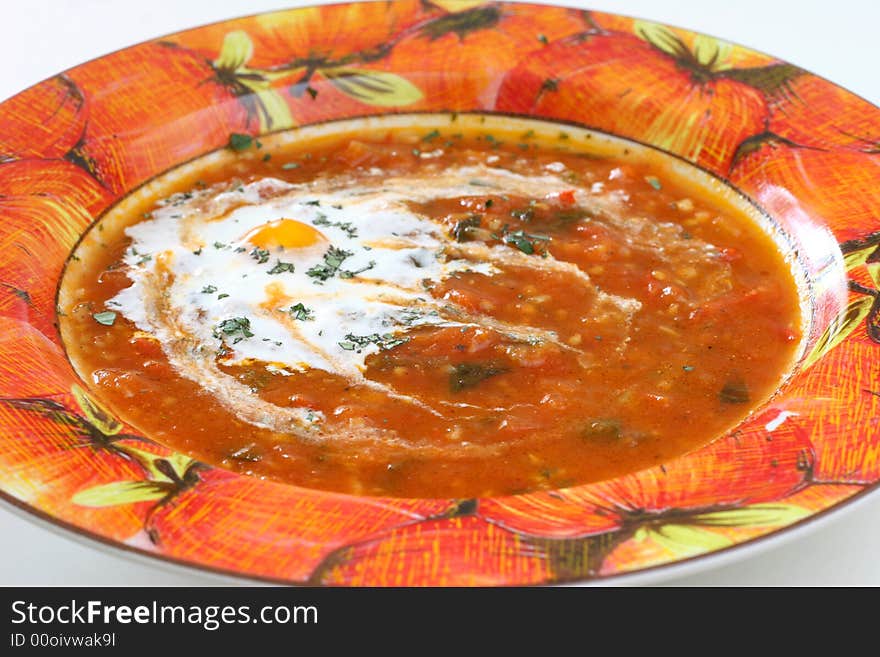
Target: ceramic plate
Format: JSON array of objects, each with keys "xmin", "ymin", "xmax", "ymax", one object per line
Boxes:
[{"xmin": 1, "ymin": 0, "xmax": 879, "ymax": 586}]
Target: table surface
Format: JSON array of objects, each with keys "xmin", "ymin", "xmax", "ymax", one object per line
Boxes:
[{"xmin": 2, "ymin": 0, "xmax": 879, "ymax": 586}]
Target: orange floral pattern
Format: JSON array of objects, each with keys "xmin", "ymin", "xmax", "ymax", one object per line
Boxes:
[{"xmin": 0, "ymin": 1, "xmax": 879, "ymax": 585}]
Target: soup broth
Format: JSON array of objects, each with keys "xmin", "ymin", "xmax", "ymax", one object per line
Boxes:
[{"xmin": 58, "ymin": 115, "xmax": 804, "ymax": 498}]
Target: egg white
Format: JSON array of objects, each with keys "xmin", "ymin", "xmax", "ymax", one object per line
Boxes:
[{"xmin": 107, "ymin": 164, "xmax": 642, "ymax": 440}]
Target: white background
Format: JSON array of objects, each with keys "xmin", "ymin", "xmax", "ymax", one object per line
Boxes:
[{"xmin": 1, "ymin": 0, "xmax": 879, "ymax": 586}]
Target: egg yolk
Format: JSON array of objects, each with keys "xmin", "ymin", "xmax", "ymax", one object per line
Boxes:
[{"xmin": 246, "ymin": 218, "xmax": 325, "ymax": 249}]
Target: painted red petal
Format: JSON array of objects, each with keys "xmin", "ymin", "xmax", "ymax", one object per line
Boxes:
[
  {"xmin": 480, "ymin": 415, "xmax": 813, "ymax": 538},
  {"xmin": 311, "ymin": 514, "xmax": 553, "ymax": 586},
  {"xmin": 145, "ymin": 469, "xmax": 452, "ymax": 582}
]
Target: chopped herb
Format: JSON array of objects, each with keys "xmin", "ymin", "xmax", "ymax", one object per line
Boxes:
[
  {"xmin": 510, "ymin": 205, "xmax": 535, "ymax": 222},
  {"xmin": 92, "ymin": 311, "xmax": 117, "ymax": 326},
  {"xmin": 217, "ymin": 293, "xmax": 229, "ymax": 299},
  {"xmin": 137, "ymin": 254, "xmax": 152, "ymax": 265},
  {"xmin": 234, "ymin": 246, "xmax": 246, "ymax": 253},
  {"xmin": 305, "ymin": 199, "xmax": 321, "ymax": 206},
  {"xmin": 719, "ymin": 379, "xmax": 750, "ymax": 404},
  {"xmin": 450, "ymin": 362, "xmax": 507, "ymax": 392},
  {"xmin": 521, "ymin": 129, "xmax": 535, "ymax": 140},
  {"xmin": 267, "ymin": 260, "xmax": 296, "ymax": 274},
  {"xmin": 227, "ymin": 133, "xmax": 253, "ymax": 151},
  {"xmin": 451, "ymin": 215, "xmax": 481, "ymax": 242},
  {"xmin": 558, "ymin": 131, "xmax": 569, "ymax": 140},
  {"xmin": 307, "ymin": 246, "xmax": 353, "ymax": 283},
  {"xmin": 338, "ymin": 332, "xmax": 408, "ymax": 352},
  {"xmin": 422, "ymin": 129, "xmax": 441, "ymax": 142},
  {"xmin": 581, "ymin": 418, "xmax": 622, "ymax": 442},
  {"xmin": 682, "ymin": 365, "xmax": 695, "ymax": 372},
  {"xmin": 250, "ymin": 247, "xmax": 270, "ymax": 264},
  {"xmin": 305, "ymin": 86, "xmax": 318, "ymax": 99},
  {"xmin": 412, "ymin": 148, "xmax": 421, "ymax": 157},
  {"xmin": 192, "ymin": 247, "xmax": 203, "ymax": 255},
  {"xmin": 262, "ymin": 153, "xmax": 271, "ymax": 162},
  {"xmin": 646, "ymin": 175, "xmax": 662, "ymax": 190},
  {"xmin": 312, "ymin": 215, "xmax": 358, "ymax": 238},
  {"xmin": 541, "ymin": 78, "xmax": 560, "ymax": 93},
  {"xmin": 213, "ymin": 316, "xmax": 254, "ymax": 344},
  {"xmin": 495, "ymin": 226, "xmax": 550, "ymax": 255},
  {"xmin": 485, "ymin": 199, "xmax": 494, "ymax": 208},
  {"xmin": 537, "ymin": 33, "xmax": 548, "ymax": 44},
  {"xmin": 213, "ymin": 241, "xmax": 227, "ymax": 249},
  {"xmin": 201, "ymin": 285, "xmax": 218, "ymax": 294},
  {"xmin": 281, "ymin": 162, "xmax": 300, "ymax": 170},
  {"xmin": 468, "ymin": 179, "xmax": 492, "ymax": 187},
  {"xmin": 288, "ymin": 303, "xmax": 314, "ymax": 321},
  {"xmin": 340, "ymin": 260, "xmax": 376, "ymax": 279}
]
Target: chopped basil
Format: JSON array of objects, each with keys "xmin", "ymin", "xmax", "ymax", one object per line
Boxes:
[
  {"xmin": 450, "ymin": 362, "xmax": 507, "ymax": 392},
  {"xmin": 682, "ymin": 365, "xmax": 695, "ymax": 372},
  {"xmin": 339, "ymin": 260, "xmax": 376, "ymax": 279},
  {"xmin": 213, "ymin": 242, "xmax": 226, "ymax": 249},
  {"xmin": 646, "ymin": 176, "xmax": 662, "ymax": 190},
  {"xmin": 451, "ymin": 215, "xmax": 481, "ymax": 242},
  {"xmin": 537, "ymin": 33, "xmax": 548, "ymax": 44},
  {"xmin": 338, "ymin": 333, "xmax": 408, "ymax": 352},
  {"xmin": 217, "ymin": 293, "xmax": 229, "ymax": 299},
  {"xmin": 92, "ymin": 311, "xmax": 117, "ymax": 326},
  {"xmin": 719, "ymin": 379, "xmax": 750, "ymax": 404},
  {"xmin": 510, "ymin": 205, "xmax": 535, "ymax": 222},
  {"xmin": 227, "ymin": 133, "xmax": 253, "ymax": 151},
  {"xmin": 201, "ymin": 285, "xmax": 218, "ymax": 294},
  {"xmin": 305, "ymin": 86, "xmax": 318, "ymax": 99},
  {"xmin": 213, "ymin": 317, "xmax": 254, "ymax": 344},
  {"xmin": 288, "ymin": 303, "xmax": 314, "ymax": 321},
  {"xmin": 250, "ymin": 247, "xmax": 270, "ymax": 264},
  {"xmin": 312, "ymin": 215, "xmax": 358, "ymax": 238},
  {"xmin": 267, "ymin": 260, "xmax": 295, "ymax": 274},
  {"xmin": 422, "ymin": 129, "xmax": 441, "ymax": 142},
  {"xmin": 281, "ymin": 162, "xmax": 300, "ymax": 170},
  {"xmin": 495, "ymin": 227, "xmax": 550, "ymax": 255},
  {"xmin": 307, "ymin": 246, "xmax": 353, "ymax": 283}
]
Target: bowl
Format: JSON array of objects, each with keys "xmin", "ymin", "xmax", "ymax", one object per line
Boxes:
[{"xmin": 1, "ymin": 0, "xmax": 878, "ymax": 585}]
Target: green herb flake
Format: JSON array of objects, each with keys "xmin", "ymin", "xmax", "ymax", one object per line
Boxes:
[
  {"xmin": 646, "ymin": 175, "xmax": 662, "ymax": 190},
  {"xmin": 307, "ymin": 246, "xmax": 353, "ymax": 283},
  {"xmin": 288, "ymin": 303, "xmax": 315, "ymax": 321},
  {"xmin": 217, "ymin": 293, "xmax": 230, "ymax": 299},
  {"xmin": 281, "ymin": 162, "xmax": 300, "ymax": 170},
  {"xmin": 92, "ymin": 311, "xmax": 117, "ymax": 326},
  {"xmin": 338, "ymin": 332, "xmax": 408, "ymax": 353},
  {"xmin": 537, "ymin": 33, "xmax": 549, "ymax": 44},
  {"xmin": 213, "ymin": 317, "xmax": 254, "ymax": 344},
  {"xmin": 228, "ymin": 133, "xmax": 253, "ymax": 151},
  {"xmin": 450, "ymin": 362, "xmax": 508, "ymax": 392},
  {"xmin": 682, "ymin": 365, "xmax": 695, "ymax": 372},
  {"xmin": 422, "ymin": 129, "xmax": 441, "ymax": 142},
  {"xmin": 250, "ymin": 247, "xmax": 270, "ymax": 264},
  {"xmin": 719, "ymin": 379, "xmax": 750, "ymax": 404},
  {"xmin": 267, "ymin": 260, "xmax": 296, "ymax": 275},
  {"xmin": 340, "ymin": 260, "xmax": 376, "ymax": 279},
  {"xmin": 262, "ymin": 153, "xmax": 272, "ymax": 162},
  {"xmin": 305, "ymin": 86, "xmax": 318, "ymax": 100},
  {"xmin": 451, "ymin": 215, "xmax": 481, "ymax": 242},
  {"xmin": 201, "ymin": 285, "xmax": 218, "ymax": 294}
]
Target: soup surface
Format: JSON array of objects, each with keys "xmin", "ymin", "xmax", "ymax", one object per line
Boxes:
[{"xmin": 59, "ymin": 115, "xmax": 803, "ymax": 498}]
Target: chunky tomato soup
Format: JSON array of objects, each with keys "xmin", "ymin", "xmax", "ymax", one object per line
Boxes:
[{"xmin": 58, "ymin": 115, "xmax": 803, "ymax": 498}]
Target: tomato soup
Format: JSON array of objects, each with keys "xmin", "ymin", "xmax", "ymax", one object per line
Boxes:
[{"xmin": 58, "ymin": 115, "xmax": 804, "ymax": 498}]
